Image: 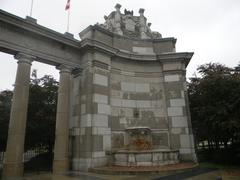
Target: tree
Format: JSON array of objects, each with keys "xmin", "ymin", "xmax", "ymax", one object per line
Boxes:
[
  {"xmin": 188, "ymin": 63, "xmax": 240, "ymax": 149},
  {"xmin": 25, "ymin": 72, "xmax": 59, "ymax": 152},
  {"xmin": 0, "ymin": 90, "xmax": 13, "ymax": 151},
  {"xmin": 0, "ymin": 71, "xmax": 58, "ymax": 152}
]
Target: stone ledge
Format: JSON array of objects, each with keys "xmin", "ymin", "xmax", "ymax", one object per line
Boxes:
[{"xmin": 89, "ymin": 162, "xmax": 198, "ymax": 175}]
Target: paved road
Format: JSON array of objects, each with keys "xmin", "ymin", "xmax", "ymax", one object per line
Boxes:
[
  {"xmin": 64, "ymin": 167, "xmax": 218, "ymax": 180},
  {"xmin": 152, "ymin": 167, "xmax": 217, "ymax": 180},
  {"xmin": 0, "ymin": 167, "xmax": 222, "ymax": 180}
]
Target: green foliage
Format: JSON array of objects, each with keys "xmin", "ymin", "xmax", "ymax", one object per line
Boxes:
[
  {"xmin": 24, "ymin": 152, "xmax": 53, "ymax": 172},
  {"xmin": 188, "ymin": 63, "xmax": 240, "ymax": 148},
  {"xmin": 0, "ymin": 90, "xmax": 13, "ymax": 151},
  {"xmin": 197, "ymin": 148, "xmax": 240, "ymax": 165},
  {"xmin": 0, "ymin": 71, "xmax": 58, "ymax": 152},
  {"xmin": 25, "ymin": 72, "xmax": 59, "ymax": 151}
]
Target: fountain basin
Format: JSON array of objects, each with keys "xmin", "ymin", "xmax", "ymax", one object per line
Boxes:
[
  {"xmin": 110, "ymin": 127, "xmax": 179, "ymax": 166},
  {"xmin": 112, "ymin": 149, "xmax": 179, "ymax": 166}
]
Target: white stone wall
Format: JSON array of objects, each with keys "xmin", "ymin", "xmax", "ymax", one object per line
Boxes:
[
  {"xmin": 163, "ymin": 71, "xmax": 196, "ymax": 162},
  {"xmin": 110, "ymin": 70, "xmax": 170, "ymax": 148},
  {"xmin": 93, "ymin": 73, "xmax": 108, "ymax": 86},
  {"xmin": 70, "ymin": 58, "xmax": 196, "ymax": 170}
]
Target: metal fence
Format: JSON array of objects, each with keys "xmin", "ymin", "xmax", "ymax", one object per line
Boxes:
[
  {"xmin": 0, "ymin": 149, "xmax": 47, "ymax": 164},
  {"xmin": 0, "ymin": 151, "xmax": 4, "ymax": 163}
]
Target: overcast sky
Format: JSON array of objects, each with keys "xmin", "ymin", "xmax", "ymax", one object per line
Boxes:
[{"xmin": 1, "ymin": 0, "xmax": 240, "ymax": 91}]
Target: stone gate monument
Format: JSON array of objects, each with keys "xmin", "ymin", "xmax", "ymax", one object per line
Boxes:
[
  {"xmin": 71, "ymin": 4, "xmax": 197, "ymax": 170},
  {"xmin": 0, "ymin": 3, "xmax": 196, "ymax": 177}
]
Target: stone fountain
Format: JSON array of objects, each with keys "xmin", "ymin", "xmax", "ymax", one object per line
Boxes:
[
  {"xmin": 125, "ymin": 127, "xmax": 152, "ymax": 151},
  {"xmin": 70, "ymin": 4, "xmax": 197, "ymax": 171},
  {"xmin": 111, "ymin": 127, "xmax": 179, "ymax": 166}
]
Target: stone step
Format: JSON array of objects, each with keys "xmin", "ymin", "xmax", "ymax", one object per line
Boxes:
[{"xmin": 89, "ymin": 162, "xmax": 198, "ymax": 175}]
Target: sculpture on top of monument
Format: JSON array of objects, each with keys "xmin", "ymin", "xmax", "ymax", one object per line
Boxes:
[
  {"xmin": 100, "ymin": 4, "xmax": 162, "ymax": 39},
  {"xmin": 113, "ymin": 3, "xmax": 123, "ymax": 35}
]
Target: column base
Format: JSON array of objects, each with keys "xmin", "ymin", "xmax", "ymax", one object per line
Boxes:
[
  {"xmin": 53, "ymin": 159, "xmax": 69, "ymax": 174},
  {"xmin": 2, "ymin": 162, "xmax": 24, "ymax": 178}
]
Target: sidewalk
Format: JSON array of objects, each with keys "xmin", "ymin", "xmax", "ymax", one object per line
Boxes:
[{"xmin": 1, "ymin": 166, "xmax": 240, "ymax": 180}]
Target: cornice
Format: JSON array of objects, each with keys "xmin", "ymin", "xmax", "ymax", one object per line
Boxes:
[
  {"xmin": 0, "ymin": 9, "xmax": 193, "ymax": 67},
  {"xmin": 80, "ymin": 38, "xmax": 193, "ymax": 66},
  {"xmin": 0, "ymin": 9, "xmax": 80, "ymax": 49},
  {"xmin": 80, "ymin": 25, "xmax": 177, "ymax": 43}
]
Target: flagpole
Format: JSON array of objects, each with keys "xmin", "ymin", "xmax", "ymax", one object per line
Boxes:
[
  {"xmin": 67, "ymin": 8, "xmax": 70, "ymax": 32},
  {"xmin": 65, "ymin": 0, "xmax": 71, "ymax": 32},
  {"xmin": 30, "ymin": 0, "xmax": 34, "ymax": 17}
]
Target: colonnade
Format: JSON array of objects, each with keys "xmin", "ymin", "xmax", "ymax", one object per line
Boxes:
[{"xmin": 2, "ymin": 52, "xmax": 73, "ymax": 177}]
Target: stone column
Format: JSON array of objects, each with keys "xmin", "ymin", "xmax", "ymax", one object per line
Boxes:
[
  {"xmin": 53, "ymin": 65, "xmax": 72, "ymax": 173},
  {"xmin": 2, "ymin": 53, "xmax": 33, "ymax": 177}
]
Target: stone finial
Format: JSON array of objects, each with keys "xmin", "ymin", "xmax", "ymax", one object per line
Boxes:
[
  {"xmin": 139, "ymin": 8, "xmax": 145, "ymax": 15},
  {"xmin": 115, "ymin": 3, "xmax": 121, "ymax": 10}
]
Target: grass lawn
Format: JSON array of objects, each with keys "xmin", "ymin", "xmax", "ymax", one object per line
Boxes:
[{"xmin": 190, "ymin": 162, "xmax": 240, "ymax": 180}]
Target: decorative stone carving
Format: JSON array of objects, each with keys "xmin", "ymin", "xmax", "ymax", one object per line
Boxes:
[
  {"xmin": 147, "ymin": 23, "xmax": 152, "ymax": 34},
  {"xmin": 138, "ymin": 8, "xmax": 149, "ymax": 39},
  {"xmin": 124, "ymin": 9, "xmax": 133, "ymax": 16},
  {"xmin": 113, "ymin": 3, "xmax": 123, "ymax": 35},
  {"xmin": 100, "ymin": 4, "xmax": 162, "ymax": 39},
  {"xmin": 103, "ymin": 15, "xmax": 113, "ymax": 31}
]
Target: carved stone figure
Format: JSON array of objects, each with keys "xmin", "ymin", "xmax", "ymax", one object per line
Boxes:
[
  {"xmin": 152, "ymin": 31, "xmax": 162, "ymax": 39},
  {"xmin": 146, "ymin": 22, "xmax": 152, "ymax": 36},
  {"xmin": 138, "ymin": 8, "xmax": 149, "ymax": 39},
  {"xmin": 124, "ymin": 9, "xmax": 133, "ymax": 16},
  {"xmin": 103, "ymin": 15, "xmax": 113, "ymax": 31},
  {"xmin": 99, "ymin": 4, "xmax": 162, "ymax": 39},
  {"xmin": 113, "ymin": 3, "xmax": 123, "ymax": 35}
]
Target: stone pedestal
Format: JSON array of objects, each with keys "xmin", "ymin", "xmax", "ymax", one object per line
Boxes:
[
  {"xmin": 53, "ymin": 65, "xmax": 72, "ymax": 173},
  {"xmin": 2, "ymin": 53, "xmax": 33, "ymax": 177}
]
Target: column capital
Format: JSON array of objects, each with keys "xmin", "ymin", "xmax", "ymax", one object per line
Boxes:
[
  {"xmin": 56, "ymin": 64, "xmax": 74, "ymax": 74},
  {"xmin": 14, "ymin": 52, "xmax": 35, "ymax": 65}
]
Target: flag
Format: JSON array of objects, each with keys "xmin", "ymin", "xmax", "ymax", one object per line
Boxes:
[{"xmin": 65, "ymin": 0, "xmax": 70, "ymax": 10}]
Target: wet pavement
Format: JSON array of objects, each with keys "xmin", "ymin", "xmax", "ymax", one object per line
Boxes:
[{"xmin": 1, "ymin": 167, "xmax": 240, "ymax": 180}]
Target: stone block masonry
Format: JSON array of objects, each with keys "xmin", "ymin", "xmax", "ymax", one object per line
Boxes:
[
  {"xmin": 0, "ymin": 4, "xmax": 195, "ymax": 177},
  {"xmin": 68, "ymin": 4, "xmax": 196, "ymax": 171},
  {"xmin": 69, "ymin": 33, "xmax": 196, "ymax": 170}
]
